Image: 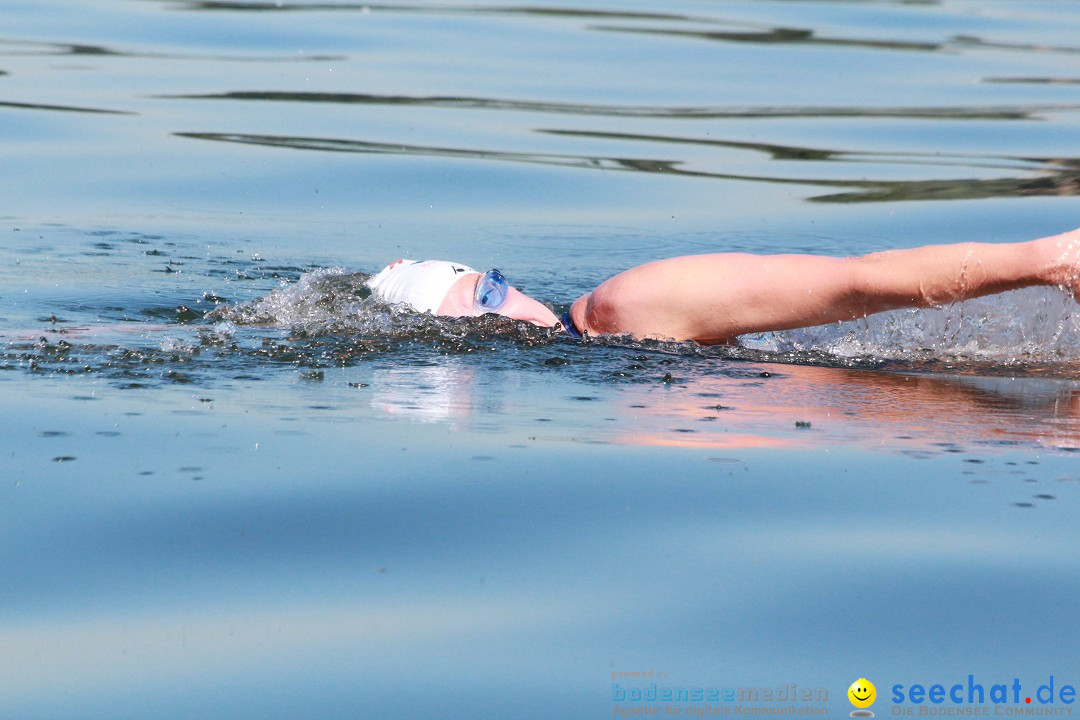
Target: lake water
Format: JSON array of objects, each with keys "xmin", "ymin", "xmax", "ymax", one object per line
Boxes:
[{"xmin": 2, "ymin": 1, "xmax": 1080, "ymax": 718}]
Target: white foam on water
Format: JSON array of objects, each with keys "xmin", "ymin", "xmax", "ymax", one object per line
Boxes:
[{"xmin": 743, "ymin": 286, "xmax": 1080, "ymax": 365}]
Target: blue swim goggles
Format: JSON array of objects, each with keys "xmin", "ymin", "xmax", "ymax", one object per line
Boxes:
[{"xmin": 473, "ymin": 269, "xmax": 509, "ymax": 314}]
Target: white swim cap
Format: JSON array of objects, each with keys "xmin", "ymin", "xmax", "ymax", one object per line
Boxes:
[{"xmin": 365, "ymin": 259, "xmax": 477, "ymax": 313}]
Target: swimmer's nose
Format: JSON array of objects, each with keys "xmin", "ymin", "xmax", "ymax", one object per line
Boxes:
[{"xmin": 498, "ymin": 286, "xmax": 559, "ymax": 328}]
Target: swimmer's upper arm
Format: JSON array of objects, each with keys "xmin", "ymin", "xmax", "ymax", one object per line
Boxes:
[
  {"xmin": 570, "ymin": 253, "xmax": 863, "ymax": 343},
  {"xmin": 571, "ymin": 254, "xmax": 760, "ymax": 343}
]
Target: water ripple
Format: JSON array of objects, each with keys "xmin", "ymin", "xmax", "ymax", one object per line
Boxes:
[
  {"xmin": 593, "ymin": 24, "xmax": 942, "ymax": 53},
  {"xmin": 0, "ymin": 99, "xmax": 133, "ymax": 115},
  {"xmin": 163, "ymin": 90, "xmax": 1080, "ymax": 121},
  {"xmin": 0, "ymin": 37, "xmax": 341, "ymax": 62},
  {"xmin": 174, "ymin": 130, "xmax": 1080, "ymax": 204},
  {"xmin": 165, "ymin": 2, "xmax": 1080, "ymax": 60}
]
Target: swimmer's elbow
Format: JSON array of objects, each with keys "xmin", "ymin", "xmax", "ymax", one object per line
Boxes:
[
  {"xmin": 578, "ymin": 283, "xmax": 701, "ymax": 341},
  {"xmin": 575, "ymin": 288, "xmax": 622, "ymax": 336},
  {"xmin": 572, "ymin": 281, "xmax": 652, "ymax": 337}
]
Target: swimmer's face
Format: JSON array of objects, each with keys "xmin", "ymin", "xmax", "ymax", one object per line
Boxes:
[
  {"xmin": 438, "ymin": 272, "xmax": 559, "ymax": 328},
  {"xmin": 848, "ymin": 679, "xmax": 876, "ymax": 708}
]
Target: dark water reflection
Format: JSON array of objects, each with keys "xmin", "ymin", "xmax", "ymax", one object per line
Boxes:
[
  {"xmin": 0, "ymin": 99, "xmax": 132, "ymax": 115},
  {"xmin": 176, "ymin": 128, "xmax": 1080, "ymax": 203},
  {"xmin": 166, "ymin": 89, "xmax": 1079, "ymax": 120},
  {"xmin": 0, "ymin": 36, "xmax": 341, "ymax": 62},
  {"xmin": 170, "ymin": 0, "xmax": 1080, "ymax": 60},
  {"xmin": 3, "ymin": 0, "xmax": 1079, "ymax": 215},
  {"xmin": 987, "ymin": 76, "xmax": 1080, "ymax": 85},
  {"xmin": 594, "ymin": 23, "xmax": 941, "ymax": 52}
]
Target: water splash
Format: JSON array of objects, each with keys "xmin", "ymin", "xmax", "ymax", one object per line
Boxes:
[
  {"xmin": 208, "ymin": 267, "xmax": 555, "ymax": 346},
  {"xmin": 208, "ymin": 267, "xmax": 373, "ymax": 331},
  {"xmin": 739, "ymin": 286, "xmax": 1080, "ymax": 373},
  {"xmin": 4, "ymin": 266, "xmax": 1079, "ymax": 385}
]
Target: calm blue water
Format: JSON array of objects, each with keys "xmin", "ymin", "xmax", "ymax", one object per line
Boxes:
[{"xmin": 3, "ymin": 1, "xmax": 1080, "ymax": 718}]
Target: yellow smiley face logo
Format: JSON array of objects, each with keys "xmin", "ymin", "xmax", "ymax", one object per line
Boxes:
[{"xmin": 848, "ymin": 678, "xmax": 876, "ymax": 708}]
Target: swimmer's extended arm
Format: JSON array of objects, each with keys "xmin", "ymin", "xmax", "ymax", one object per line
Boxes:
[{"xmin": 568, "ymin": 228, "xmax": 1079, "ymax": 344}]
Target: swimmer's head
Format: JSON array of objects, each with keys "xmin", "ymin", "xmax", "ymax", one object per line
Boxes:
[
  {"xmin": 366, "ymin": 259, "xmax": 559, "ymax": 328},
  {"xmin": 366, "ymin": 260, "xmax": 473, "ymax": 314}
]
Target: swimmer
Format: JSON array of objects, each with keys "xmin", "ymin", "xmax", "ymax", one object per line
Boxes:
[{"xmin": 366, "ymin": 228, "xmax": 1080, "ymax": 345}]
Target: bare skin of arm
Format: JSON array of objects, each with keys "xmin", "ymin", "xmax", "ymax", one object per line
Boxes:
[{"xmin": 568, "ymin": 228, "xmax": 1080, "ymax": 344}]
